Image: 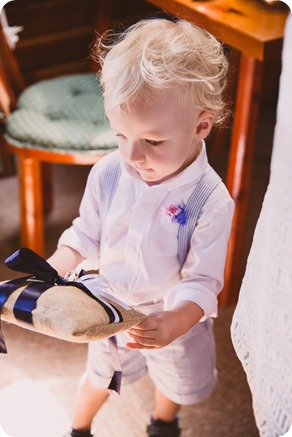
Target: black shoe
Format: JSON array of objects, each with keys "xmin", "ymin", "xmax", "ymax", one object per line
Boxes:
[
  {"xmin": 146, "ymin": 417, "xmax": 181, "ymax": 436},
  {"xmin": 63, "ymin": 429, "xmax": 93, "ymax": 437}
]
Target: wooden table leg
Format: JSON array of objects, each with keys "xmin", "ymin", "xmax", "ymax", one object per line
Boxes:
[
  {"xmin": 219, "ymin": 54, "xmax": 263, "ymax": 306},
  {"xmin": 94, "ymin": 0, "xmax": 112, "ymax": 34},
  {"xmin": 18, "ymin": 155, "xmax": 45, "ymax": 256}
]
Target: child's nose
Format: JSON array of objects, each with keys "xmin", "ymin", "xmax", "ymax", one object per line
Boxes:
[{"xmin": 128, "ymin": 141, "xmax": 145, "ymax": 163}]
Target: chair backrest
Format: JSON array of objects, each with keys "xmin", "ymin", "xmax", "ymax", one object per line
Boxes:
[{"xmin": 0, "ymin": 18, "xmax": 25, "ymax": 115}]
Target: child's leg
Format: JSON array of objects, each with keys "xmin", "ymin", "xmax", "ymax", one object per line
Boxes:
[
  {"xmin": 153, "ymin": 387, "xmax": 180, "ymax": 421},
  {"xmin": 144, "ymin": 320, "xmax": 217, "ymax": 436},
  {"xmin": 71, "ymin": 373, "xmax": 109, "ymax": 432},
  {"xmin": 147, "ymin": 387, "xmax": 181, "ymax": 436}
]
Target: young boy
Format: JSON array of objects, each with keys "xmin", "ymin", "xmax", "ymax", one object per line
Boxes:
[{"xmin": 48, "ymin": 18, "xmax": 234, "ymax": 437}]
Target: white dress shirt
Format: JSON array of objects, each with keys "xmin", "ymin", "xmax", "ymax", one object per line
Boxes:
[{"xmin": 58, "ymin": 142, "xmax": 234, "ymax": 319}]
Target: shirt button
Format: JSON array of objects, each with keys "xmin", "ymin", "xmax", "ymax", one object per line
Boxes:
[
  {"xmin": 142, "ymin": 203, "xmax": 148, "ymax": 209},
  {"xmin": 128, "ymin": 245, "xmax": 137, "ymax": 254}
]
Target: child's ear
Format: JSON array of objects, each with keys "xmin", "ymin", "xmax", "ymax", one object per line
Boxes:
[{"xmin": 195, "ymin": 111, "xmax": 214, "ymax": 139}]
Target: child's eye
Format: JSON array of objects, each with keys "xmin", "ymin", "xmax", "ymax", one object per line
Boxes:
[
  {"xmin": 115, "ymin": 133, "xmax": 127, "ymax": 141},
  {"xmin": 145, "ymin": 139, "xmax": 163, "ymax": 146}
]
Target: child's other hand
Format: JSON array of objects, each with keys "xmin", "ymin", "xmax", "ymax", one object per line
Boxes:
[
  {"xmin": 126, "ymin": 310, "xmax": 181, "ymax": 349},
  {"xmin": 126, "ymin": 301, "xmax": 204, "ymax": 349}
]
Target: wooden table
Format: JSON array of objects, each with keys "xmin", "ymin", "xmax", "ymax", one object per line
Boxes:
[{"xmin": 145, "ymin": 0, "xmax": 290, "ymax": 305}]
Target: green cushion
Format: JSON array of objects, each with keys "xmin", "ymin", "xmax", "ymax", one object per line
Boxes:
[{"xmin": 5, "ymin": 73, "xmax": 117, "ymax": 155}]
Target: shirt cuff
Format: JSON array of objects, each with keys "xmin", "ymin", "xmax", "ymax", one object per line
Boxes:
[{"xmin": 163, "ymin": 285, "xmax": 218, "ymax": 320}]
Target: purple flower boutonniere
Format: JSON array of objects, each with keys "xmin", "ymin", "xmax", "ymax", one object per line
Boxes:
[{"xmin": 162, "ymin": 203, "xmax": 187, "ymax": 226}]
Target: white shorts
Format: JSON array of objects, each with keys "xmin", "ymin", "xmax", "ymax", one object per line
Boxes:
[{"xmin": 86, "ymin": 318, "xmax": 217, "ymax": 405}]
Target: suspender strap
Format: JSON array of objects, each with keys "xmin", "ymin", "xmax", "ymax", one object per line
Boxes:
[
  {"xmin": 101, "ymin": 153, "xmax": 122, "ymax": 213},
  {"xmin": 178, "ymin": 168, "xmax": 222, "ymax": 268}
]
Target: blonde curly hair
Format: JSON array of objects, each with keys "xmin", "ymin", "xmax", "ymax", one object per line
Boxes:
[{"xmin": 93, "ymin": 18, "xmax": 229, "ymax": 125}]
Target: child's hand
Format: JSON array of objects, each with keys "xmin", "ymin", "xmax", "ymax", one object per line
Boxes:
[
  {"xmin": 126, "ymin": 310, "xmax": 181, "ymax": 349},
  {"xmin": 126, "ymin": 301, "xmax": 204, "ymax": 349}
]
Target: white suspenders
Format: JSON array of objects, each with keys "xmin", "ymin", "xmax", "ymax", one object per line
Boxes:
[
  {"xmin": 101, "ymin": 153, "xmax": 222, "ymax": 268},
  {"xmin": 177, "ymin": 168, "xmax": 222, "ymax": 267}
]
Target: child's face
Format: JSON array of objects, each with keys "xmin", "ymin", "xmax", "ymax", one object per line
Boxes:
[{"xmin": 105, "ymin": 89, "xmax": 213, "ymax": 185}]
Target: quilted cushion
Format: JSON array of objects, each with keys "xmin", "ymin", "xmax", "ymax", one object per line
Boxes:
[{"xmin": 5, "ymin": 73, "xmax": 117, "ymax": 154}]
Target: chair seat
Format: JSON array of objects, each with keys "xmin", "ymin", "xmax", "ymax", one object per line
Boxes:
[{"xmin": 5, "ymin": 73, "xmax": 117, "ymax": 155}]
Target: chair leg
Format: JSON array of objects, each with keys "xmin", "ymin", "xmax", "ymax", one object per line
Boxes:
[{"xmin": 18, "ymin": 155, "xmax": 45, "ymax": 256}]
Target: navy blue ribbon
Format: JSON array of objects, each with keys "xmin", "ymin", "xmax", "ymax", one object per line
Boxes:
[{"xmin": 0, "ymin": 275, "xmax": 32, "ymax": 353}]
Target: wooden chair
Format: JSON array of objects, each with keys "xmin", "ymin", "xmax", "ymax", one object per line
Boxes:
[{"xmin": 0, "ymin": 19, "xmax": 117, "ymax": 257}]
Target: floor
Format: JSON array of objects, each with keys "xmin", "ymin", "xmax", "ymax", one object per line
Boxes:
[{"xmin": 0, "ymin": 104, "xmax": 276, "ymax": 437}]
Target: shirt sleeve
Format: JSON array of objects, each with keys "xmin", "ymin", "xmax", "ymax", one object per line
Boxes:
[
  {"xmin": 164, "ymin": 184, "xmax": 235, "ymax": 319},
  {"xmin": 57, "ymin": 158, "xmax": 106, "ymax": 260}
]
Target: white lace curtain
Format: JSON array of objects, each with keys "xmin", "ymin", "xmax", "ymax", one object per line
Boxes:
[{"xmin": 231, "ymin": 14, "xmax": 292, "ymax": 437}]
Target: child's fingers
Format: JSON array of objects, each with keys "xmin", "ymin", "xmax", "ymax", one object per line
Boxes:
[{"xmin": 125, "ymin": 341, "xmax": 155, "ymax": 350}]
